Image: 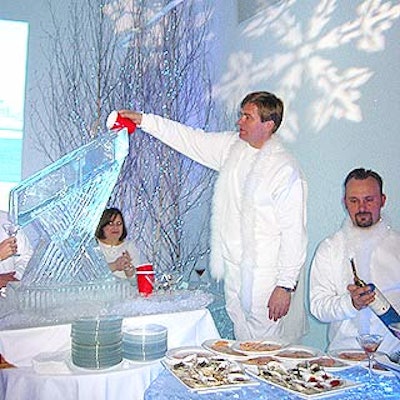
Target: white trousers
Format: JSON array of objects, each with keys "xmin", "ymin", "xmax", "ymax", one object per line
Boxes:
[{"xmin": 223, "ymin": 260, "xmax": 308, "ymax": 342}]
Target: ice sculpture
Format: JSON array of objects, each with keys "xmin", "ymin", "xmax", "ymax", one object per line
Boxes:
[{"xmin": 2, "ymin": 129, "xmax": 133, "ymax": 315}]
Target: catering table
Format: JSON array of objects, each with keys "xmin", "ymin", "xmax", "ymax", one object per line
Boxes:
[
  {"xmin": 144, "ymin": 365, "xmax": 400, "ymax": 399},
  {"xmin": 0, "ymin": 308, "xmax": 220, "ymax": 400}
]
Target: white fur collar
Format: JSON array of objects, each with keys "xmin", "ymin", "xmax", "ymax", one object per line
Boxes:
[{"xmin": 209, "ymin": 136, "xmax": 282, "ymax": 312}]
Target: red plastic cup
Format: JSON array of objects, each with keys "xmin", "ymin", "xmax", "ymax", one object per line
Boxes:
[
  {"xmin": 106, "ymin": 110, "xmax": 137, "ymax": 134},
  {"xmin": 136, "ymin": 264, "xmax": 155, "ymax": 297}
]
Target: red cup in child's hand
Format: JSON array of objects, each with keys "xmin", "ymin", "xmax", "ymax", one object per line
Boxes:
[
  {"xmin": 136, "ymin": 264, "xmax": 155, "ymax": 297},
  {"xmin": 106, "ymin": 110, "xmax": 136, "ymax": 134}
]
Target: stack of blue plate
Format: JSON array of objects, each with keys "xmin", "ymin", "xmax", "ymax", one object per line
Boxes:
[
  {"xmin": 71, "ymin": 316, "xmax": 123, "ymax": 369},
  {"xmin": 123, "ymin": 324, "xmax": 167, "ymax": 362}
]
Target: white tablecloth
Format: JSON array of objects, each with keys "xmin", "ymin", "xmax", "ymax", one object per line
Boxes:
[{"xmin": 0, "ymin": 308, "xmax": 220, "ymax": 400}]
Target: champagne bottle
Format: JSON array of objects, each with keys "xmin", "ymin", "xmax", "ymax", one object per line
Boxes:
[{"xmin": 350, "ymin": 258, "xmax": 400, "ymax": 335}]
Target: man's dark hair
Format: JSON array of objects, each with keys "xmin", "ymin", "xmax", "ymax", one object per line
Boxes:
[
  {"xmin": 95, "ymin": 207, "xmax": 128, "ymax": 241},
  {"xmin": 240, "ymin": 91, "xmax": 284, "ymax": 133},
  {"xmin": 344, "ymin": 168, "xmax": 384, "ymax": 195}
]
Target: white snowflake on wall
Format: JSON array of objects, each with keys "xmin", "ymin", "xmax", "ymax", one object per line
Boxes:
[
  {"xmin": 104, "ymin": 0, "xmax": 188, "ymax": 35},
  {"xmin": 214, "ymin": 0, "xmax": 400, "ymax": 141}
]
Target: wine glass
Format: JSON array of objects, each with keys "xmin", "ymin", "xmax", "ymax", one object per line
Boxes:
[
  {"xmin": 195, "ymin": 267, "xmax": 205, "ymax": 279},
  {"xmin": 356, "ymin": 334, "xmax": 383, "ymax": 379},
  {"xmin": 2, "ymin": 223, "xmax": 21, "ymax": 256},
  {"xmin": 193, "ymin": 267, "xmax": 208, "ymax": 289}
]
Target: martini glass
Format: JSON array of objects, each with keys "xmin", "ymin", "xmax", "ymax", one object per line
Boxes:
[
  {"xmin": 2, "ymin": 223, "xmax": 21, "ymax": 256},
  {"xmin": 356, "ymin": 334, "xmax": 383, "ymax": 379}
]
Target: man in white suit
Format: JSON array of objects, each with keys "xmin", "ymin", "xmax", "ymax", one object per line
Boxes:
[{"xmin": 120, "ymin": 91, "xmax": 308, "ymax": 341}]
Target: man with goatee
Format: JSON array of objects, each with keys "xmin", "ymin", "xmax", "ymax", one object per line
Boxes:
[{"xmin": 310, "ymin": 168, "xmax": 400, "ymax": 355}]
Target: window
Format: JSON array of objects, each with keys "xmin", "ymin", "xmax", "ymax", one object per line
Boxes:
[{"xmin": 0, "ymin": 19, "xmax": 29, "ymax": 211}]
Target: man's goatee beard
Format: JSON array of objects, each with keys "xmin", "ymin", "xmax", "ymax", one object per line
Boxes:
[{"xmin": 355, "ymin": 212, "xmax": 373, "ymax": 228}]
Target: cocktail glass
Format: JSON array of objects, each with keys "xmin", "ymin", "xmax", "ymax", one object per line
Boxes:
[
  {"xmin": 356, "ymin": 334, "xmax": 383, "ymax": 380},
  {"xmin": 2, "ymin": 223, "xmax": 21, "ymax": 256}
]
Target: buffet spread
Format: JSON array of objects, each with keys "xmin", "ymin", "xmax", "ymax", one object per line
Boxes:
[{"xmin": 160, "ymin": 338, "xmax": 400, "ymax": 398}]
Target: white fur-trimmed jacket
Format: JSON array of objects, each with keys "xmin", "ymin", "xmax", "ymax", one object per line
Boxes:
[
  {"xmin": 310, "ymin": 218, "xmax": 400, "ymax": 354},
  {"xmin": 140, "ymin": 114, "xmax": 307, "ymax": 307}
]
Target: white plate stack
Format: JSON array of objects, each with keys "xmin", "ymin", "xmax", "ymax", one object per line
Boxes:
[
  {"xmin": 123, "ymin": 324, "xmax": 167, "ymax": 362},
  {"xmin": 71, "ymin": 316, "xmax": 123, "ymax": 369}
]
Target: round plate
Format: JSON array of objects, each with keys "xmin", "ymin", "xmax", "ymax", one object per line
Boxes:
[
  {"xmin": 328, "ymin": 348, "xmax": 369, "ymax": 365},
  {"xmin": 241, "ymin": 355, "xmax": 281, "ymax": 366},
  {"xmin": 299, "ymin": 356, "xmax": 352, "ymax": 371},
  {"xmin": 374, "ymin": 353, "xmax": 400, "ymax": 374},
  {"xmin": 361, "ymin": 363, "xmax": 395, "ymax": 376},
  {"xmin": 202, "ymin": 339, "xmax": 251, "ymax": 360},
  {"xmin": 274, "ymin": 345, "xmax": 323, "ymax": 361},
  {"xmin": 231, "ymin": 339, "xmax": 286, "ymax": 356},
  {"xmin": 165, "ymin": 346, "xmax": 213, "ymax": 361}
]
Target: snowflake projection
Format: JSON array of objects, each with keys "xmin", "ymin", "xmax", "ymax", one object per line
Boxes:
[
  {"xmin": 214, "ymin": 0, "xmax": 400, "ymax": 142},
  {"xmin": 104, "ymin": 0, "xmax": 187, "ymax": 36}
]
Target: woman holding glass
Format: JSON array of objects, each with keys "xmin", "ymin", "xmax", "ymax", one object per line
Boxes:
[
  {"xmin": 95, "ymin": 208, "xmax": 140, "ymax": 280},
  {"xmin": 0, "ymin": 210, "xmax": 33, "ymax": 288}
]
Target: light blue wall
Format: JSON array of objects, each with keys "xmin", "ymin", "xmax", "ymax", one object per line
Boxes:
[
  {"xmin": 212, "ymin": 0, "xmax": 400, "ymax": 350},
  {"xmin": 2, "ymin": 0, "xmax": 400, "ymax": 350}
]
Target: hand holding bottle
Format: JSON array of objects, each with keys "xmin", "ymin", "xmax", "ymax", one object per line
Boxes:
[
  {"xmin": 349, "ymin": 258, "xmax": 400, "ymax": 335},
  {"xmin": 347, "ymin": 283, "xmax": 375, "ymax": 310}
]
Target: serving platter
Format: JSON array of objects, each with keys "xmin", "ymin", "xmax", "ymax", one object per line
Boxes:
[
  {"xmin": 165, "ymin": 346, "xmax": 213, "ymax": 361},
  {"xmin": 245, "ymin": 360, "xmax": 362, "ymax": 398},
  {"xmin": 297, "ymin": 356, "xmax": 351, "ymax": 371},
  {"xmin": 231, "ymin": 339, "xmax": 287, "ymax": 356},
  {"xmin": 375, "ymin": 353, "xmax": 400, "ymax": 374},
  {"xmin": 202, "ymin": 339, "xmax": 251, "ymax": 361},
  {"xmin": 274, "ymin": 345, "xmax": 323, "ymax": 361},
  {"xmin": 241, "ymin": 355, "xmax": 281, "ymax": 366},
  {"xmin": 360, "ymin": 363, "xmax": 394, "ymax": 376},
  {"xmin": 328, "ymin": 349, "xmax": 369, "ymax": 365},
  {"xmin": 162, "ymin": 352, "xmax": 259, "ymax": 392}
]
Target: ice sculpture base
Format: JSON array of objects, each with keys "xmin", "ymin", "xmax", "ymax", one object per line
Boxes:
[
  {"xmin": 4, "ymin": 279, "xmax": 135, "ymax": 312},
  {"xmin": 0, "ymin": 289, "xmax": 214, "ymax": 330}
]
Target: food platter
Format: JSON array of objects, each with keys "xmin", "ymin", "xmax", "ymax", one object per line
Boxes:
[
  {"xmin": 162, "ymin": 351, "xmax": 259, "ymax": 392},
  {"xmin": 298, "ymin": 356, "xmax": 351, "ymax": 371},
  {"xmin": 274, "ymin": 345, "xmax": 323, "ymax": 361},
  {"xmin": 242, "ymin": 355, "xmax": 281, "ymax": 366},
  {"xmin": 328, "ymin": 349, "xmax": 369, "ymax": 365},
  {"xmin": 231, "ymin": 339, "xmax": 287, "ymax": 356},
  {"xmin": 165, "ymin": 346, "xmax": 213, "ymax": 361},
  {"xmin": 202, "ymin": 339, "xmax": 251, "ymax": 361},
  {"xmin": 360, "ymin": 363, "xmax": 394, "ymax": 376},
  {"xmin": 375, "ymin": 353, "xmax": 400, "ymax": 374},
  {"xmin": 245, "ymin": 360, "xmax": 362, "ymax": 398}
]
